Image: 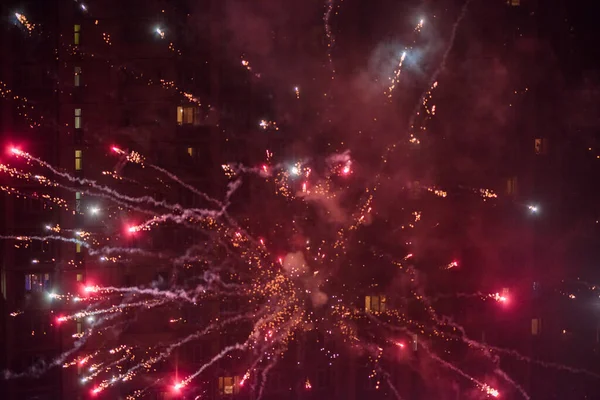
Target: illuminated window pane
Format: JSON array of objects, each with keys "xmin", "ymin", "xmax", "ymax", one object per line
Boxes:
[
  {"xmin": 75, "ymin": 108, "xmax": 82, "ymax": 129},
  {"xmin": 372, "ymin": 296, "xmax": 379, "ymax": 311},
  {"xmin": 177, "ymin": 106, "xmax": 183, "ymax": 125},
  {"xmin": 76, "ymin": 273, "xmax": 83, "ymax": 282},
  {"xmin": 74, "ymin": 66, "xmax": 81, "ymax": 87},
  {"xmin": 218, "ymin": 376, "xmax": 240, "ymax": 395},
  {"xmin": 532, "ymin": 318, "xmax": 541, "ymax": 335},
  {"xmin": 76, "ymin": 243, "xmax": 81, "ymax": 253},
  {"xmin": 75, "ymin": 149, "xmax": 82, "ymax": 170},
  {"xmin": 77, "ymin": 319, "xmax": 83, "ymax": 334},
  {"xmin": 74, "ymin": 24, "xmax": 81, "ymax": 45},
  {"xmin": 365, "ymin": 295, "xmax": 386, "ymax": 313},
  {"xmin": 76, "ymin": 191, "xmax": 82, "ymax": 200},
  {"xmin": 187, "ymin": 147, "xmax": 194, "ymax": 157},
  {"xmin": 177, "ymin": 106, "xmax": 202, "ymax": 126}
]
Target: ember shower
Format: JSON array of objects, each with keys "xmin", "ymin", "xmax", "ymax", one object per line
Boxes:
[{"xmin": 2, "ymin": 0, "xmax": 600, "ymax": 399}]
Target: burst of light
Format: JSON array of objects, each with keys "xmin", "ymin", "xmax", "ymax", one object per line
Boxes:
[
  {"xmin": 482, "ymin": 384, "xmax": 500, "ymax": 397},
  {"xmin": 80, "ymin": 4, "xmax": 87, "ymax": 11},
  {"xmin": 305, "ymin": 378, "xmax": 312, "ymax": 390},
  {"xmin": 173, "ymin": 381, "xmax": 185, "ymax": 391},
  {"xmin": 89, "ymin": 206, "xmax": 100, "ymax": 215},
  {"xmin": 10, "ymin": 147, "xmax": 23, "ymax": 155},
  {"xmin": 84, "ymin": 285, "xmax": 98, "ymax": 293},
  {"xmin": 528, "ymin": 204, "xmax": 539, "ymax": 213},
  {"xmin": 291, "ymin": 166, "xmax": 300, "ymax": 176},
  {"xmin": 155, "ymin": 27, "xmax": 165, "ymax": 39},
  {"xmin": 395, "ymin": 342, "xmax": 405, "ymax": 349}
]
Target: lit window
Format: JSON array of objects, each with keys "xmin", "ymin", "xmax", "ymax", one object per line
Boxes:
[
  {"xmin": 74, "ymin": 66, "xmax": 81, "ymax": 87},
  {"xmin": 507, "ymin": 0, "xmax": 520, "ymax": 5},
  {"xmin": 76, "ymin": 319, "xmax": 83, "ymax": 334},
  {"xmin": 506, "ymin": 177, "xmax": 517, "ymax": 195},
  {"xmin": 74, "ymin": 108, "xmax": 82, "ymax": 129},
  {"xmin": 76, "ymin": 243, "xmax": 81, "ymax": 253},
  {"xmin": 177, "ymin": 106, "xmax": 202, "ymax": 126},
  {"xmin": 534, "ymin": 138, "xmax": 547, "ymax": 155},
  {"xmin": 74, "ymin": 24, "xmax": 81, "ymax": 45},
  {"xmin": 531, "ymin": 318, "xmax": 542, "ymax": 335},
  {"xmin": 187, "ymin": 147, "xmax": 194, "ymax": 157},
  {"xmin": 365, "ymin": 295, "xmax": 386, "ymax": 313},
  {"xmin": 76, "ymin": 273, "xmax": 83, "ymax": 282},
  {"xmin": 218, "ymin": 376, "xmax": 240, "ymax": 395},
  {"xmin": 75, "ymin": 150, "xmax": 82, "ymax": 170},
  {"xmin": 25, "ymin": 273, "xmax": 50, "ymax": 293}
]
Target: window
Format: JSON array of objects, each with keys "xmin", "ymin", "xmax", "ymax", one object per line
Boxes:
[
  {"xmin": 75, "ymin": 191, "xmax": 82, "ymax": 212},
  {"xmin": 531, "ymin": 318, "xmax": 542, "ymax": 335},
  {"xmin": 25, "ymin": 273, "xmax": 50, "ymax": 293},
  {"xmin": 506, "ymin": 177, "xmax": 518, "ymax": 195},
  {"xmin": 177, "ymin": 106, "xmax": 202, "ymax": 126},
  {"xmin": 76, "ymin": 319, "xmax": 83, "ymax": 334},
  {"xmin": 507, "ymin": 0, "xmax": 520, "ymax": 5},
  {"xmin": 187, "ymin": 147, "xmax": 194, "ymax": 157},
  {"xmin": 76, "ymin": 243, "xmax": 82, "ymax": 253},
  {"xmin": 218, "ymin": 376, "xmax": 240, "ymax": 395},
  {"xmin": 76, "ymin": 273, "xmax": 83, "ymax": 282},
  {"xmin": 74, "ymin": 24, "xmax": 81, "ymax": 45},
  {"xmin": 75, "ymin": 150, "xmax": 82, "ymax": 170},
  {"xmin": 74, "ymin": 108, "xmax": 82, "ymax": 129},
  {"xmin": 365, "ymin": 295, "xmax": 386, "ymax": 313},
  {"xmin": 74, "ymin": 66, "xmax": 81, "ymax": 87},
  {"xmin": 534, "ymin": 138, "xmax": 548, "ymax": 155}
]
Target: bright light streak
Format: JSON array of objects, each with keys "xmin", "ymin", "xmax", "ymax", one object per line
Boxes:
[
  {"xmin": 528, "ymin": 205, "xmax": 539, "ymax": 213},
  {"xmin": 89, "ymin": 206, "xmax": 100, "ymax": 215},
  {"xmin": 291, "ymin": 167, "xmax": 300, "ymax": 176}
]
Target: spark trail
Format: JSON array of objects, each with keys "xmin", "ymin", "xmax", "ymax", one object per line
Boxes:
[{"xmin": 2, "ymin": 3, "xmax": 596, "ymax": 399}]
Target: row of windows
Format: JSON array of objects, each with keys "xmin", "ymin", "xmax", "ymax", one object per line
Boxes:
[
  {"xmin": 73, "ymin": 106, "xmax": 207, "ymax": 128},
  {"xmin": 177, "ymin": 106, "xmax": 203, "ymax": 126},
  {"xmin": 25, "ymin": 273, "xmax": 51, "ymax": 292},
  {"xmin": 24, "ymin": 273, "xmax": 83, "ymax": 292}
]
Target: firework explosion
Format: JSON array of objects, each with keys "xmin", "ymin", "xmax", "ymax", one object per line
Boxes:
[{"xmin": 2, "ymin": 1, "xmax": 599, "ymax": 400}]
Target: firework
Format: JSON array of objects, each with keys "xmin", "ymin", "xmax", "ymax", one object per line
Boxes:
[{"xmin": 1, "ymin": 2, "xmax": 595, "ymax": 399}]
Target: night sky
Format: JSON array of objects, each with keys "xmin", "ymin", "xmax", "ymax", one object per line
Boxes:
[{"xmin": 1, "ymin": 0, "xmax": 600, "ymax": 399}]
